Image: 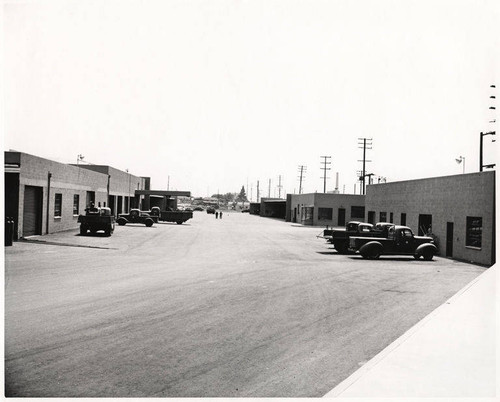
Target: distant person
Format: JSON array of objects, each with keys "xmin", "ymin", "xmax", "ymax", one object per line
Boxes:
[
  {"xmin": 215, "ymin": 211, "xmax": 219, "ymax": 219},
  {"xmin": 220, "ymin": 211, "xmax": 223, "ymax": 219}
]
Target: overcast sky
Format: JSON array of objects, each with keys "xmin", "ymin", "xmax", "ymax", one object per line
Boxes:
[{"xmin": 3, "ymin": 0, "xmax": 498, "ymax": 198}]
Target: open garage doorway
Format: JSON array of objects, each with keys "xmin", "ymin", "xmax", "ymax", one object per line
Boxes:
[{"xmin": 418, "ymin": 214, "xmax": 432, "ymax": 236}]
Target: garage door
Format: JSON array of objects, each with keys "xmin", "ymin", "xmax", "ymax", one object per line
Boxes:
[{"xmin": 23, "ymin": 186, "xmax": 43, "ymax": 237}]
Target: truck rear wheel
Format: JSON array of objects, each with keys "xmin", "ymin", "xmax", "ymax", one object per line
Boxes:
[{"xmin": 145, "ymin": 219, "xmax": 154, "ymax": 227}]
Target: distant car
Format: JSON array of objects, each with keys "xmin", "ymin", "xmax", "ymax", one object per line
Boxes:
[
  {"xmin": 241, "ymin": 208, "xmax": 250, "ymax": 213},
  {"xmin": 193, "ymin": 206, "xmax": 204, "ymax": 211},
  {"xmin": 206, "ymin": 207, "xmax": 216, "ymax": 214}
]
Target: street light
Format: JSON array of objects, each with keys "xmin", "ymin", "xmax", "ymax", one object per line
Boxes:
[{"xmin": 455, "ymin": 156, "xmax": 465, "ymax": 173}]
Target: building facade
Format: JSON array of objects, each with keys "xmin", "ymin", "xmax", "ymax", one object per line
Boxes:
[
  {"xmin": 365, "ymin": 171, "xmax": 495, "ymax": 266},
  {"xmin": 286, "ymin": 193, "xmax": 366, "ymax": 226},
  {"xmin": 5, "ymin": 152, "xmax": 147, "ymax": 239}
]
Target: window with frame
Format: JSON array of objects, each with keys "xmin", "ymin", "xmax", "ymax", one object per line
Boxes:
[
  {"xmin": 303, "ymin": 206, "xmax": 314, "ymax": 221},
  {"xmin": 351, "ymin": 206, "xmax": 365, "ymax": 219},
  {"xmin": 379, "ymin": 212, "xmax": 387, "ymax": 222},
  {"xmin": 318, "ymin": 207, "xmax": 333, "ymax": 220},
  {"xmin": 401, "ymin": 213, "xmax": 407, "ymax": 226},
  {"xmin": 54, "ymin": 193, "xmax": 62, "ymax": 217},
  {"xmin": 73, "ymin": 194, "xmax": 80, "ymax": 215},
  {"xmin": 466, "ymin": 216, "xmax": 482, "ymax": 248}
]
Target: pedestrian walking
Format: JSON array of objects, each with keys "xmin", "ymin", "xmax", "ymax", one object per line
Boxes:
[
  {"xmin": 220, "ymin": 211, "xmax": 223, "ymax": 219},
  {"xmin": 215, "ymin": 211, "xmax": 219, "ymax": 219}
]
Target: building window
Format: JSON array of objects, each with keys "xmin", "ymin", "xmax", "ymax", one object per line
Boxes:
[
  {"xmin": 54, "ymin": 193, "xmax": 62, "ymax": 217},
  {"xmin": 318, "ymin": 208, "xmax": 333, "ymax": 220},
  {"xmin": 73, "ymin": 194, "xmax": 80, "ymax": 215},
  {"xmin": 379, "ymin": 212, "xmax": 387, "ymax": 222},
  {"xmin": 390, "ymin": 212, "xmax": 394, "ymax": 223},
  {"xmin": 466, "ymin": 217, "xmax": 482, "ymax": 248},
  {"xmin": 302, "ymin": 206, "xmax": 313, "ymax": 221},
  {"xmin": 401, "ymin": 213, "xmax": 407, "ymax": 226},
  {"xmin": 351, "ymin": 206, "xmax": 365, "ymax": 219}
]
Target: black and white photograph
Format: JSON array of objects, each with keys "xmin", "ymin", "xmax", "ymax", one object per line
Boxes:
[{"xmin": 2, "ymin": 0, "xmax": 498, "ymax": 399}]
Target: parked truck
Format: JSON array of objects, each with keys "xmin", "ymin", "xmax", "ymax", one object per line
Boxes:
[
  {"xmin": 149, "ymin": 206, "xmax": 193, "ymax": 225},
  {"xmin": 323, "ymin": 221, "xmax": 394, "ymax": 254},
  {"xmin": 116, "ymin": 209, "xmax": 155, "ymax": 227},
  {"xmin": 349, "ymin": 225, "xmax": 437, "ymax": 260},
  {"xmin": 78, "ymin": 206, "xmax": 115, "ymax": 236}
]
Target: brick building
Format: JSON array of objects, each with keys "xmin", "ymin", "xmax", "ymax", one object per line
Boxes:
[{"xmin": 4, "ymin": 151, "xmax": 147, "ymax": 239}]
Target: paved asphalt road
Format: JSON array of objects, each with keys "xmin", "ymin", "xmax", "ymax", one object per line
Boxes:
[{"xmin": 4, "ymin": 211, "xmax": 486, "ymax": 397}]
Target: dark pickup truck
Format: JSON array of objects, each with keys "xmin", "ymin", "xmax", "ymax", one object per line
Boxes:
[
  {"xmin": 323, "ymin": 221, "xmax": 394, "ymax": 254},
  {"xmin": 349, "ymin": 225, "xmax": 437, "ymax": 260},
  {"xmin": 78, "ymin": 206, "xmax": 115, "ymax": 236},
  {"xmin": 116, "ymin": 209, "xmax": 155, "ymax": 227},
  {"xmin": 149, "ymin": 206, "xmax": 193, "ymax": 225}
]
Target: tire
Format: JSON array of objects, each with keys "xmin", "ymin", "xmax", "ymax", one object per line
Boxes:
[
  {"xmin": 176, "ymin": 221, "xmax": 183, "ymax": 225},
  {"xmin": 371, "ymin": 251, "xmax": 381, "ymax": 259},
  {"xmin": 414, "ymin": 254, "xmax": 421, "ymax": 260},
  {"xmin": 422, "ymin": 249, "xmax": 434, "ymax": 261},
  {"xmin": 80, "ymin": 225, "xmax": 87, "ymax": 235},
  {"xmin": 145, "ymin": 219, "xmax": 154, "ymax": 227},
  {"xmin": 117, "ymin": 218, "xmax": 126, "ymax": 226},
  {"xmin": 105, "ymin": 224, "xmax": 113, "ymax": 236}
]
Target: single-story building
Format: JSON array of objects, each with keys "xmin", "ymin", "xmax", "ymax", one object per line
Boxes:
[
  {"xmin": 365, "ymin": 171, "xmax": 495, "ymax": 266},
  {"xmin": 5, "ymin": 151, "xmax": 148, "ymax": 239},
  {"xmin": 285, "ymin": 193, "xmax": 366, "ymax": 226},
  {"xmin": 260, "ymin": 198, "xmax": 286, "ymax": 219}
]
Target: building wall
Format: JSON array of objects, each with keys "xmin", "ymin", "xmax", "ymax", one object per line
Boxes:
[
  {"xmin": 365, "ymin": 171, "xmax": 495, "ymax": 266},
  {"xmin": 5, "ymin": 152, "xmax": 151, "ymax": 238},
  {"xmin": 287, "ymin": 193, "xmax": 366, "ymax": 226},
  {"xmin": 6, "ymin": 152, "xmax": 109, "ymax": 237}
]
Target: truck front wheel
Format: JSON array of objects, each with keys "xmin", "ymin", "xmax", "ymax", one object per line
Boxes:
[{"xmin": 422, "ymin": 249, "xmax": 434, "ymax": 261}]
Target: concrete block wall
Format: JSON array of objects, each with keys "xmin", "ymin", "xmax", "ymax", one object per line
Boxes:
[
  {"xmin": 12, "ymin": 152, "xmax": 108, "ymax": 236},
  {"xmin": 365, "ymin": 172, "xmax": 495, "ymax": 266},
  {"xmin": 287, "ymin": 193, "xmax": 366, "ymax": 226}
]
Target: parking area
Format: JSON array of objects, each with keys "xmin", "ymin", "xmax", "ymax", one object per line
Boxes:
[{"xmin": 4, "ymin": 212, "xmax": 487, "ymax": 397}]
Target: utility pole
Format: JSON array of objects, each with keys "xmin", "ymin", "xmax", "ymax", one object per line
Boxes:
[
  {"xmin": 277, "ymin": 175, "xmax": 283, "ymax": 198},
  {"xmin": 297, "ymin": 165, "xmax": 306, "ymax": 194},
  {"xmin": 268, "ymin": 179, "xmax": 271, "ymax": 198},
  {"xmin": 257, "ymin": 180, "xmax": 260, "ymax": 202},
  {"xmin": 480, "ymin": 84, "xmax": 497, "ymax": 171},
  {"xmin": 320, "ymin": 156, "xmax": 331, "ymax": 193},
  {"xmin": 358, "ymin": 138, "xmax": 372, "ymax": 195}
]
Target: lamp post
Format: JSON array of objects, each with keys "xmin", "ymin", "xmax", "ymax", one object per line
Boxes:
[{"xmin": 455, "ymin": 156, "xmax": 465, "ymax": 174}]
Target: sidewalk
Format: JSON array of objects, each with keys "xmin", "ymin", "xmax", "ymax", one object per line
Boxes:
[{"xmin": 324, "ymin": 264, "xmax": 498, "ymax": 399}]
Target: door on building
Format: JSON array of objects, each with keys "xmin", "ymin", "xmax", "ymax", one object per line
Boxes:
[
  {"xmin": 367, "ymin": 211, "xmax": 375, "ymax": 225},
  {"xmin": 23, "ymin": 186, "xmax": 43, "ymax": 237},
  {"xmin": 338, "ymin": 208, "xmax": 346, "ymax": 226},
  {"xmin": 446, "ymin": 222, "xmax": 454, "ymax": 257},
  {"xmin": 109, "ymin": 195, "xmax": 116, "ymax": 216},
  {"xmin": 293, "ymin": 208, "xmax": 297, "ymax": 223},
  {"xmin": 418, "ymin": 214, "xmax": 432, "ymax": 236},
  {"xmin": 86, "ymin": 191, "xmax": 95, "ymax": 208}
]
